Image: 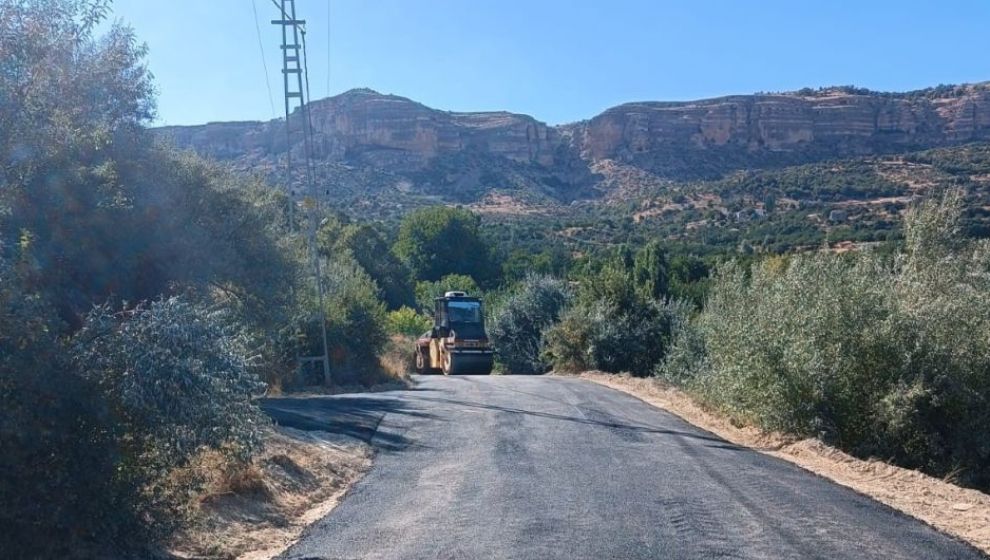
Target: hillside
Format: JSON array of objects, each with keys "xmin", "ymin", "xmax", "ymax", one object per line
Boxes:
[{"xmin": 157, "ymin": 83, "xmax": 990, "ymax": 251}]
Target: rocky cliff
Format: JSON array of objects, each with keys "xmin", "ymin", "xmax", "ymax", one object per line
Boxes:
[
  {"xmin": 157, "ymin": 83, "xmax": 990, "ymax": 200},
  {"xmin": 159, "ymin": 88, "xmax": 558, "ymax": 170},
  {"xmin": 579, "ymin": 85, "xmax": 990, "ymax": 161}
]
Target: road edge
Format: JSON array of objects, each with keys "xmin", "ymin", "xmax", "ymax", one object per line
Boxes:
[{"xmin": 577, "ymin": 372, "xmax": 990, "ymax": 556}]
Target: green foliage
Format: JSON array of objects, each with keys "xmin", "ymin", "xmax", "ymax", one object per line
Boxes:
[
  {"xmin": 0, "ymin": 254, "xmax": 130, "ymax": 557},
  {"xmin": 632, "ymin": 240, "xmax": 670, "ymax": 301},
  {"xmin": 0, "ymin": 277, "xmax": 269, "ymax": 555},
  {"xmin": 320, "ymin": 218, "xmax": 415, "ymax": 310},
  {"xmin": 501, "ymin": 246, "xmax": 571, "ymax": 282},
  {"xmin": 536, "ymin": 247, "xmax": 692, "ymax": 375},
  {"xmin": 660, "ymin": 191, "xmax": 990, "ymax": 490},
  {"xmin": 0, "ymin": 0, "xmax": 153, "ymax": 176},
  {"xmin": 386, "ymin": 306, "xmax": 432, "ymax": 337},
  {"xmin": 489, "ymin": 275, "xmax": 573, "ymax": 374},
  {"xmin": 73, "ymin": 297, "xmax": 268, "ymax": 531},
  {"xmin": 317, "ymin": 256, "xmax": 389, "ymax": 383},
  {"xmin": 543, "ymin": 298, "xmax": 690, "ymax": 375},
  {"xmin": 415, "ymin": 274, "xmax": 481, "ymax": 312},
  {"xmin": 394, "ymin": 206, "xmax": 497, "ymax": 285},
  {"xmin": 576, "ymin": 258, "xmax": 640, "ymax": 309},
  {"xmin": 667, "ymin": 254, "xmax": 711, "ymax": 307},
  {"xmin": 0, "ymin": 0, "xmax": 299, "ymax": 361},
  {"xmin": 0, "ymin": 3, "xmax": 293, "ymax": 554}
]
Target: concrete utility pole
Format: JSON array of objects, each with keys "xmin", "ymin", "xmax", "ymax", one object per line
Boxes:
[{"xmin": 272, "ymin": 0, "xmax": 331, "ymax": 385}]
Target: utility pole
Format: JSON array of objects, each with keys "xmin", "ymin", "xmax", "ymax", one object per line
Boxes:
[{"xmin": 272, "ymin": 0, "xmax": 331, "ymax": 385}]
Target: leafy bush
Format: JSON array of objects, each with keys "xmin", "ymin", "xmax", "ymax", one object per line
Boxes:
[
  {"xmin": 544, "ymin": 298, "xmax": 690, "ymax": 375},
  {"xmin": 632, "ymin": 240, "xmax": 669, "ymax": 301},
  {"xmin": 320, "ymin": 219, "xmax": 416, "ymax": 310},
  {"xmin": 72, "ymin": 297, "xmax": 268, "ymax": 535},
  {"xmin": 0, "ymin": 284, "xmax": 269, "ymax": 556},
  {"xmin": 489, "ymin": 275, "xmax": 573, "ymax": 374},
  {"xmin": 387, "ymin": 306, "xmax": 432, "ymax": 337},
  {"xmin": 661, "ymin": 191, "xmax": 990, "ymax": 489},
  {"xmin": 314, "ymin": 256, "xmax": 389, "ymax": 384},
  {"xmin": 0, "ymin": 255, "xmax": 130, "ymax": 557},
  {"xmin": 541, "ymin": 252, "xmax": 691, "ymax": 375}
]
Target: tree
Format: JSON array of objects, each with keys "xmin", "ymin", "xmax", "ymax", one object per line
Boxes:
[
  {"xmin": 501, "ymin": 246, "xmax": 571, "ymax": 282},
  {"xmin": 320, "ymin": 256, "xmax": 388, "ymax": 376},
  {"xmin": 0, "ymin": 1, "xmax": 296, "ymax": 330},
  {"xmin": 632, "ymin": 240, "xmax": 670, "ymax": 301},
  {"xmin": 668, "ymin": 254, "xmax": 711, "ymax": 307},
  {"xmin": 0, "ymin": 3, "xmax": 293, "ymax": 553},
  {"xmin": 320, "ymin": 220, "xmax": 415, "ymax": 310},
  {"xmin": 393, "ymin": 206, "xmax": 497, "ymax": 285},
  {"xmin": 489, "ymin": 275, "xmax": 572, "ymax": 374}
]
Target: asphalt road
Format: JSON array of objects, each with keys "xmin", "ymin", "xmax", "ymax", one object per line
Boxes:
[{"xmin": 262, "ymin": 375, "xmax": 985, "ymax": 560}]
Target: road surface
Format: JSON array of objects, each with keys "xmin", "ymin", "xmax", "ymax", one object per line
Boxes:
[{"xmin": 262, "ymin": 375, "xmax": 985, "ymax": 560}]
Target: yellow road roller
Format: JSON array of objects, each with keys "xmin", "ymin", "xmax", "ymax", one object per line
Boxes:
[{"xmin": 414, "ymin": 291, "xmax": 494, "ymax": 375}]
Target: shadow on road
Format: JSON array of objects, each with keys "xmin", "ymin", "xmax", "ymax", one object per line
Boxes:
[
  {"xmin": 412, "ymin": 395, "xmax": 740, "ymax": 448},
  {"xmin": 260, "ymin": 395, "xmax": 437, "ymax": 450},
  {"xmin": 260, "ymin": 383, "xmax": 743, "ymax": 452}
]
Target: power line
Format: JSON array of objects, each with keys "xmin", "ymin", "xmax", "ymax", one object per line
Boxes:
[
  {"xmin": 299, "ymin": 24, "xmax": 321, "ymax": 195},
  {"xmin": 251, "ymin": 0, "xmax": 276, "ymax": 118},
  {"xmin": 326, "ymin": 0, "xmax": 331, "ymax": 99}
]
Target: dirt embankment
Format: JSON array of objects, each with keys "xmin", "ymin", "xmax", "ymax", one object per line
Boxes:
[
  {"xmin": 170, "ymin": 427, "xmax": 371, "ymax": 560},
  {"xmin": 579, "ymin": 372, "xmax": 990, "ymax": 556}
]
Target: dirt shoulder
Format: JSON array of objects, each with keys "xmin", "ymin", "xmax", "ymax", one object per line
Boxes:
[
  {"xmin": 170, "ymin": 427, "xmax": 372, "ymax": 560},
  {"xmin": 578, "ymin": 372, "xmax": 990, "ymax": 555}
]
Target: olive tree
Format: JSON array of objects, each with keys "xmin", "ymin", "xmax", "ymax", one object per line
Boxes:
[{"xmin": 489, "ymin": 275, "xmax": 572, "ymax": 374}]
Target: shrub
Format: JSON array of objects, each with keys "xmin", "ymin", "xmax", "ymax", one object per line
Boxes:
[
  {"xmin": 317, "ymin": 257, "xmax": 389, "ymax": 384},
  {"xmin": 544, "ymin": 298, "xmax": 690, "ymax": 375},
  {"xmin": 387, "ymin": 306, "xmax": 432, "ymax": 337},
  {"xmin": 72, "ymin": 297, "xmax": 269, "ymax": 536},
  {"xmin": 1, "ymin": 289, "xmax": 269, "ymax": 557},
  {"xmin": 489, "ymin": 275, "xmax": 572, "ymax": 374},
  {"xmin": 0, "ymin": 256, "xmax": 131, "ymax": 557},
  {"xmin": 661, "ymin": 191, "xmax": 990, "ymax": 489}
]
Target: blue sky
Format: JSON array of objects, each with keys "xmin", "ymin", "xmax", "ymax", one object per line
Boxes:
[{"xmin": 107, "ymin": 0, "xmax": 990, "ymax": 126}]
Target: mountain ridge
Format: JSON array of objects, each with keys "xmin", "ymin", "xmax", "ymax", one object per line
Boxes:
[{"xmin": 156, "ymin": 81, "xmax": 990, "ymax": 203}]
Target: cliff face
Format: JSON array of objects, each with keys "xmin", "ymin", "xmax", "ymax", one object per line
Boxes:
[
  {"xmin": 308, "ymin": 89, "xmax": 558, "ymax": 167},
  {"xmin": 157, "ymin": 84, "xmax": 990, "ymax": 199},
  {"xmin": 578, "ymin": 86, "xmax": 990, "ymax": 162},
  {"xmin": 158, "ymin": 89, "xmax": 558, "ymax": 170}
]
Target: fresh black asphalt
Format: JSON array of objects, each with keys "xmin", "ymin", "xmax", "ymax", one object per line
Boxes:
[{"xmin": 261, "ymin": 375, "xmax": 986, "ymax": 560}]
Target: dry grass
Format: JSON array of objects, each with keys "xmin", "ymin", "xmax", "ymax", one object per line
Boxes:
[
  {"xmin": 578, "ymin": 372, "xmax": 990, "ymax": 556},
  {"xmin": 379, "ymin": 334, "xmax": 416, "ymax": 380},
  {"xmin": 169, "ymin": 427, "xmax": 371, "ymax": 560}
]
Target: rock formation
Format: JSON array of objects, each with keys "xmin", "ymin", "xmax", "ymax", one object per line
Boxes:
[{"xmin": 156, "ymin": 83, "xmax": 990, "ymax": 199}]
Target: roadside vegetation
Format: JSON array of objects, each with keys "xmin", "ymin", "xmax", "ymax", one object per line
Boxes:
[
  {"xmin": 490, "ymin": 190, "xmax": 990, "ymax": 492},
  {"xmin": 0, "ymin": 1, "xmax": 479, "ymax": 556},
  {"xmin": 4, "ymin": 0, "xmax": 990, "ymax": 557},
  {"xmin": 657, "ymin": 191, "xmax": 990, "ymax": 491}
]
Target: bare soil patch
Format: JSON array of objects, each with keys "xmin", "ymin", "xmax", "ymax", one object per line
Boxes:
[
  {"xmin": 578, "ymin": 372, "xmax": 990, "ymax": 555},
  {"xmin": 468, "ymin": 193, "xmax": 546, "ymax": 216},
  {"xmin": 170, "ymin": 427, "xmax": 372, "ymax": 560}
]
